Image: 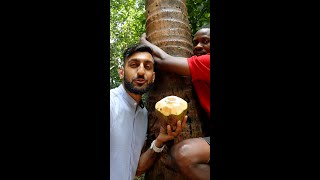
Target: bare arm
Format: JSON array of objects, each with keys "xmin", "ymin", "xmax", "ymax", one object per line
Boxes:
[
  {"xmin": 135, "ymin": 116, "xmax": 187, "ymax": 176},
  {"xmin": 140, "ymin": 33, "xmax": 191, "ymax": 76},
  {"xmin": 135, "ymin": 142, "xmax": 160, "ymax": 176}
]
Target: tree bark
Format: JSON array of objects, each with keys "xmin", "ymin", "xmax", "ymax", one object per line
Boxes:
[{"xmin": 144, "ymin": 0, "xmax": 206, "ymax": 179}]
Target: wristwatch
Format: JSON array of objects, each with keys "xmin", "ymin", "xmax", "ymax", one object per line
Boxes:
[{"xmin": 150, "ymin": 140, "xmax": 164, "ymax": 153}]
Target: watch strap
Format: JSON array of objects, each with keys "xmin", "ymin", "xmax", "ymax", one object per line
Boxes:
[{"xmin": 150, "ymin": 140, "xmax": 164, "ymax": 153}]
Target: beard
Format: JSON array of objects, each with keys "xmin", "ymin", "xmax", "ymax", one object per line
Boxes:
[{"xmin": 123, "ymin": 74, "xmax": 154, "ymax": 95}]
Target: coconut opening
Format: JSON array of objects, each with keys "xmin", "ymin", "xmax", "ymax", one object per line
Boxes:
[
  {"xmin": 155, "ymin": 95, "xmax": 187, "ymax": 116},
  {"xmin": 165, "ymin": 96, "xmax": 177, "ymax": 104}
]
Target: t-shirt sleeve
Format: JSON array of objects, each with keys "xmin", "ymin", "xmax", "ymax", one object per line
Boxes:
[{"xmin": 187, "ymin": 54, "xmax": 210, "ymax": 81}]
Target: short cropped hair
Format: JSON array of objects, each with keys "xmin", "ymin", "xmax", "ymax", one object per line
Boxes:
[{"xmin": 123, "ymin": 44, "xmax": 153, "ymax": 64}]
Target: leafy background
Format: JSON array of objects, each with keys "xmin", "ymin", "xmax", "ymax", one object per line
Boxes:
[{"xmin": 110, "ymin": 0, "xmax": 210, "ymax": 90}]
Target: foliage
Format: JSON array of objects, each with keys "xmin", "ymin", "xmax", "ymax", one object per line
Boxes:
[
  {"xmin": 110, "ymin": 0, "xmax": 146, "ymax": 89},
  {"xmin": 110, "ymin": 0, "xmax": 210, "ymax": 89},
  {"xmin": 186, "ymin": 0, "xmax": 211, "ymax": 36}
]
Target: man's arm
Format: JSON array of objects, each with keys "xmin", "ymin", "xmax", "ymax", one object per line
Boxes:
[
  {"xmin": 135, "ymin": 140, "xmax": 161, "ymax": 176},
  {"xmin": 135, "ymin": 116, "xmax": 187, "ymax": 176},
  {"xmin": 140, "ymin": 33, "xmax": 191, "ymax": 76}
]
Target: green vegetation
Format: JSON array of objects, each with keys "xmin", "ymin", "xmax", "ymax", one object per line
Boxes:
[{"xmin": 110, "ymin": 0, "xmax": 210, "ymax": 89}]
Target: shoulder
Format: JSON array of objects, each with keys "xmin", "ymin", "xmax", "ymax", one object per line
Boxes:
[
  {"xmin": 187, "ymin": 54, "xmax": 210, "ymax": 69},
  {"xmin": 110, "ymin": 87, "xmax": 122, "ymax": 106},
  {"xmin": 188, "ymin": 54, "xmax": 210, "ymax": 64},
  {"xmin": 110, "ymin": 86, "xmax": 122, "ymax": 99}
]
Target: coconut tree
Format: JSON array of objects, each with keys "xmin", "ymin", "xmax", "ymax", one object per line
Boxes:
[{"xmin": 143, "ymin": 0, "xmax": 207, "ymax": 179}]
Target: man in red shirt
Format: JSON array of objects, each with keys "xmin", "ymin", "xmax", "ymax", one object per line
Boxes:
[{"xmin": 140, "ymin": 25, "xmax": 210, "ymax": 179}]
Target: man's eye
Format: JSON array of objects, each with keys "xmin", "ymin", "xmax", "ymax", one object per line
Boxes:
[
  {"xmin": 130, "ymin": 63, "xmax": 137, "ymax": 67},
  {"xmin": 203, "ymin": 40, "xmax": 209, "ymax": 44},
  {"xmin": 145, "ymin": 65, "xmax": 152, "ymax": 70}
]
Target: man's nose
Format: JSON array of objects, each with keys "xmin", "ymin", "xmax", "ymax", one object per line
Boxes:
[
  {"xmin": 137, "ymin": 64, "xmax": 146, "ymax": 75},
  {"xmin": 194, "ymin": 43, "xmax": 203, "ymax": 50}
]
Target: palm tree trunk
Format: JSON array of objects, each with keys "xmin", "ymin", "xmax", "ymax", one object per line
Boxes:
[{"xmin": 144, "ymin": 0, "xmax": 206, "ymax": 179}]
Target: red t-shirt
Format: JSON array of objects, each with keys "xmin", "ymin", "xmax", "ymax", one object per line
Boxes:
[{"xmin": 187, "ymin": 54, "xmax": 210, "ymax": 119}]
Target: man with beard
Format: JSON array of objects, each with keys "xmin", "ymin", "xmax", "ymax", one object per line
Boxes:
[
  {"xmin": 140, "ymin": 26, "xmax": 211, "ymax": 180},
  {"xmin": 110, "ymin": 44, "xmax": 187, "ymax": 180}
]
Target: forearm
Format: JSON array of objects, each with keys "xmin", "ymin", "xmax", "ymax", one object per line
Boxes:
[
  {"xmin": 140, "ymin": 36, "xmax": 169, "ymax": 60},
  {"xmin": 135, "ymin": 139, "xmax": 164, "ymax": 176},
  {"xmin": 140, "ymin": 35, "xmax": 191, "ymax": 76},
  {"xmin": 157, "ymin": 56, "xmax": 191, "ymax": 76},
  {"xmin": 135, "ymin": 116, "xmax": 187, "ymax": 176},
  {"xmin": 135, "ymin": 148, "xmax": 158, "ymax": 176}
]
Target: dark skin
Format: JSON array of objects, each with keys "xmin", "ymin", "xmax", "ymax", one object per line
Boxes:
[
  {"xmin": 140, "ymin": 28, "xmax": 211, "ymax": 180},
  {"xmin": 139, "ymin": 28, "xmax": 210, "ymax": 76},
  {"xmin": 136, "ymin": 116, "xmax": 187, "ymax": 176},
  {"xmin": 118, "ymin": 51, "xmax": 188, "ymax": 176},
  {"xmin": 192, "ymin": 28, "xmax": 210, "ymax": 56}
]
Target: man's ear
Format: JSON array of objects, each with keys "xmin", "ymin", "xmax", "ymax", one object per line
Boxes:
[{"xmin": 119, "ymin": 68, "xmax": 124, "ymax": 79}]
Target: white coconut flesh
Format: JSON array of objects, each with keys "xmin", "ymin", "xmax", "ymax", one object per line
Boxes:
[{"xmin": 155, "ymin": 96, "xmax": 188, "ymax": 116}]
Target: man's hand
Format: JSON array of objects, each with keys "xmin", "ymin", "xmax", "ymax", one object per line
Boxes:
[
  {"xmin": 140, "ymin": 33, "xmax": 147, "ymax": 42},
  {"xmin": 140, "ymin": 33, "xmax": 149, "ymax": 46},
  {"xmin": 136, "ymin": 115, "xmax": 187, "ymax": 176},
  {"xmin": 154, "ymin": 115, "xmax": 188, "ymax": 148},
  {"xmin": 139, "ymin": 33, "xmax": 169, "ymax": 62}
]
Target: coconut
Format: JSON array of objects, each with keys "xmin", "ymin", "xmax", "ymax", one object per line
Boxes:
[{"xmin": 155, "ymin": 95, "xmax": 188, "ymax": 131}]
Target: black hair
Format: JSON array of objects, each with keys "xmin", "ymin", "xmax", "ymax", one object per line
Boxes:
[
  {"xmin": 122, "ymin": 43, "xmax": 158, "ymax": 72},
  {"xmin": 123, "ymin": 43, "xmax": 153, "ymax": 64}
]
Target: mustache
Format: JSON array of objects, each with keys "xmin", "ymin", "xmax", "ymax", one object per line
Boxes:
[{"xmin": 133, "ymin": 76, "xmax": 147, "ymax": 81}]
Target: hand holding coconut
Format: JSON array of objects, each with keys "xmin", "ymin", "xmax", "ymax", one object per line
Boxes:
[
  {"xmin": 154, "ymin": 115, "xmax": 188, "ymax": 148},
  {"xmin": 137, "ymin": 112, "xmax": 187, "ymax": 175},
  {"xmin": 155, "ymin": 96, "xmax": 188, "ymax": 131},
  {"xmin": 153, "ymin": 96, "xmax": 188, "ymax": 148}
]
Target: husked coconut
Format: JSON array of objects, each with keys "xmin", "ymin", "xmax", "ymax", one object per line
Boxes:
[{"xmin": 155, "ymin": 96, "xmax": 188, "ymax": 130}]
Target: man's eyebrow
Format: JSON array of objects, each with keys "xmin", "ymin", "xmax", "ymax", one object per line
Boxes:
[
  {"xmin": 144, "ymin": 60, "xmax": 154, "ymax": 64},
  {"xmin": 127, "ymin": 59, "xmax": 138, "ymax": 62},
  {"xmin": 127, "ymin": 58, "xmax": 154, "ymax": 64},
  {"xmin": 201, "ymin": 36, "xmax": 210, "ymax": 39}
]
